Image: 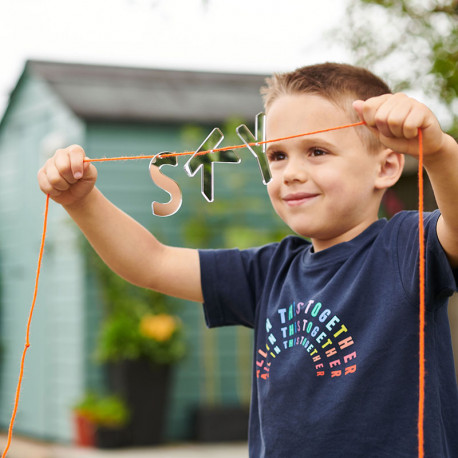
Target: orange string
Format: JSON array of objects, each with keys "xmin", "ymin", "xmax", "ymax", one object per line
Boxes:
[
  {"xmin": 2, "ymin": 122, "xmax": 426, "ymax": 457},
  {"xmin": 417, "ymin": 129, "xmax": 425, "ymax": 458},
  {"xmin": 1, "ymin": 194, "xmax": 49, "ymax": 458},
  {"xmin": 85, "ymin": 121, "xmax": 366, "ymax": 162}
]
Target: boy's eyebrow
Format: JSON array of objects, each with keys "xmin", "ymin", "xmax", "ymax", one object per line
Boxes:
[{"xmin": 266, "ymin": 135, "xmax": 337, "ymax": 152}]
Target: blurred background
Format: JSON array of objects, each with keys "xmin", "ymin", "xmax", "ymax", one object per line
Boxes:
[{"xmin": 0, "ymin": 0, "xmax": 456, "ymax": 455}]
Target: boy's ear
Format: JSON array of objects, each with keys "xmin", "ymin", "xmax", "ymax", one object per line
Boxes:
[{"xmin": 374, "ymin": 149, "xmax": 405, "ymax": 190}]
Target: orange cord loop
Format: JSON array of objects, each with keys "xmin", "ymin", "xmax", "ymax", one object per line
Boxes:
[
  {"xmin": 2, "ymin": 194, "xmax": 49, "ymax": 458},
  {"xmin": 2, "ymin": 126, "xmax": 425, "ymax": 458},
  {"xmin": 417, "ymin": 128, "xmax": 425, "ymax": 458}
]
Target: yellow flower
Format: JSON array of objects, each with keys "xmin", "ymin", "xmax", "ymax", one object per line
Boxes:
[{"xmin": 139, "ymin": 314, "xmax": 177, "ymax": 342}]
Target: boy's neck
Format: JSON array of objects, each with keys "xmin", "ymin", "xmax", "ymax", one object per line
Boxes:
[{"xmin": 311, "ymin": 216, "xmax": 380, "ymax": 252}]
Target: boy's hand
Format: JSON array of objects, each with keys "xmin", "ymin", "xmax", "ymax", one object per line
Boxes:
[
  {"xmin": 355, "ymin": 94, "xmax": 458, "ymax": 267},
  {"xmin": 37, "ymin": 145, "xmax": 97, "ymax": 207},
  {"xmin": 353, "ymin": 93, "xmax": 448, "ymax": 159}
]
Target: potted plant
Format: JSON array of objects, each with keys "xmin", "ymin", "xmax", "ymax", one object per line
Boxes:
[
  {"xmin": 73, "ymin": 392, "xmax": 98, "ymax": 447},
  {"xmin": 92, "ymin": 395, "xmax": 131, "ymax": 448},
  {"xmin": 180, "ymin": 149, "xmax": 292, "ymax": 441},
  {"xmin": 72, "ymin": 392, "xmax": 130, "ymax": 448},
  {"xmin": 90, "ymin": 249, "xmax": 186, "ymax": 445}
]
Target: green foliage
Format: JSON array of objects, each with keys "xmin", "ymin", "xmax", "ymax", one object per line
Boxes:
[
  {"xmin": 91, "ymin": 252, "xmax": 169, "ymax": 316},
  {"xmin": 73, "ymin": 392, "xmax": 130, "ymax": 427},
  {"xmin": 179, "ymin": 117, "xmax": 292, "ymax": 406},
  {"xmin": 340, "ymin": 0, "xmax": 457, "ymax": 136},
  {"xmin": 96, "ymin": 311, "xmax": 186, "ymax": 364},
  {"xmin": 181, "ymin": 117, "xmax": 293, "ymax": 250},
  {"xmin": 87, "ymin": 244, "xmax": 186, "ymax": 365}
]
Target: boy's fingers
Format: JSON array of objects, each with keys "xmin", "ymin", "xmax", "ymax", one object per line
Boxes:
[
  {"xmin": 383, "ymin": 104, "xmax": 413, "ymax": 139},
  {"xmin": 45, "ymin": 160, "xmax": 72, "ymax": 192},
  {"xmin": 37, "ymin": 168, "xmax": 59, "ymax": 196},
  {"xmin": 357, "ymin": 94, "xmax": 392, "ymax": 125},
  {"xmin": 38, "ymin": 144, "xmax": 97, "ymax": 204},
  {"xmin": 54, "ymin": 149, "xmax": 76, "ymax": 184},
  {"xmin": 370, "ymin": 94, "xmax": 403, "ymax": 138},
  {"xmin": 356, "ymin": 94, "xmax": 430, "ymax": 145},
  {"xmin": 352, "ymin": 100, "xmax": 365, "ymax": 120},
  {"xmin": 402, "ymin": 110, "xmax": 423, "ymax": 140},
  {"xmin": 354, "ymin": 97, "xmax": 394, "ymax": 140},
  {"xmin": 403, "ymin": 105, "xmax": 437, "ymax": 140},
  {"xmin": 40, "ymin": 144, "xmax": 87, "ymax": 189},
  {"xmin": 38, "ymin": 165, "xmax": 66, "ymax": 197},
  {"xmin": 67, "ymin": 145, "xmax": 87, "ymax": 180}
]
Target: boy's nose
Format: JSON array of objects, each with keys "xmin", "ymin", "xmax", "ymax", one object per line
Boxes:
[{"xmin": 283, "ymin": 157, "xmax": 308, "ymax": 184}]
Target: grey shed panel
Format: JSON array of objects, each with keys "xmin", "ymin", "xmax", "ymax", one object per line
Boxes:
[{"xmin": 27, "ymin": 61, "xmax": 267, "ymax": 123}]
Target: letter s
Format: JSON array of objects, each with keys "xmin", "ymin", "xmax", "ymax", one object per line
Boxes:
[{"xmin": 149, "ymin": 153, "xmax": 183, "ymax": 217}]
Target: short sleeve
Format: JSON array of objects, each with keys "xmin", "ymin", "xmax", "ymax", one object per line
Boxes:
[
  {"xmin": 395, "ymin": 210, "xmax": 458, "ymax": 308},
  {"xmin": 199, "ymin": 243, "xmax": 280, "ymax": 328}
]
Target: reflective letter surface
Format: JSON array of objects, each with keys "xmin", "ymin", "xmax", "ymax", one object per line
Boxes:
[
  {"xmin": 149, "ymin": 153, "xmax": 183, "ymax": 217},
  {"xmin": 184, "ymin": 128, "xmax": 240, "ymax": 202}
]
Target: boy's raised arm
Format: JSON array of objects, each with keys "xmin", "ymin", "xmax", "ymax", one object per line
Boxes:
[
  {"xmin": 37, "ymin": 145, "xmax": 203, "ymax": 303},
  {"xmin": 354, "ymin": 93, "xmax": 458, "ymax": 267},
  {"xmin": 420, "ymin": 134, "xmax": 458, "ymax": 268}
]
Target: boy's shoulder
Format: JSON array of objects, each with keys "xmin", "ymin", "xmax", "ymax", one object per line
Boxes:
[
  {"xmin": 233, "ymin": 210, "xmax": 441, "ymax": 272},
  {"xmin": 386, "ymin": 209, "xmax": 441, "ymax": 234},
  {"xmin": 362, "ymin": 209, "xmax": 441, "ymax": 256},
  {"xmin": 274, "ymin": 210, "xmax": 441, "ymax": 265}
]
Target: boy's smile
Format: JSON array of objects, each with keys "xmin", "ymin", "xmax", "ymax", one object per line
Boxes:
[{"xmin": 266, "ymin": 94, "xmax": 386, "ymax": 251}]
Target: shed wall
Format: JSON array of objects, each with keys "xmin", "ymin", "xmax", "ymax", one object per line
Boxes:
[
  {"xmin": 84, "ymin": 119, "xmax": 289, "ymax": 440},
  {"xmin": 0, "ymin": 71, "xmax": 86, "ymax": 441},
  {"xmin": 0, "ymin": 63, "xmax": 289, "ymax": 444}
]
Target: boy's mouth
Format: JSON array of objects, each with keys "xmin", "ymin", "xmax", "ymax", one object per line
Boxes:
[{"xmin": 283, "ymin": 192, "xmax": 320, "ymax": 206}]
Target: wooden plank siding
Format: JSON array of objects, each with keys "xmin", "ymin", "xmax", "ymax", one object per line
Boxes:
[
  {"xmin": 0, "ymin": 69, "xmax": 86, "ymax": 441},
  {"xmin": 0, "ymin": 61, "xmax": 290, "ymax": 443},
  {"xmin": 83, "ymin": 120, "xmax": 288, "ymax": 440}
]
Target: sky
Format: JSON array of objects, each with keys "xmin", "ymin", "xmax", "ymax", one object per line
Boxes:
[{"xmin": 0, "ymin": 0, "xmax": 350, "ymax": 117}]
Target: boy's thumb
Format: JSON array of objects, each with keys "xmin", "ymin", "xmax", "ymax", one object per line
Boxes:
[{"xmin": 352, "ymin": 100, "xmax": 364, "ymax": 119}]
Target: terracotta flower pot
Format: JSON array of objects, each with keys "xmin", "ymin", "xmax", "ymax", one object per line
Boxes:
[{"xmin": 73, "ymin": 413, "xmax": 96, "ymax": 447}]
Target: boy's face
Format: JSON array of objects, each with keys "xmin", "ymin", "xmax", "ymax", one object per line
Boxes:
[{"xmin": 266, "ymin": 93, "xmax": 384, "ymax": 251}]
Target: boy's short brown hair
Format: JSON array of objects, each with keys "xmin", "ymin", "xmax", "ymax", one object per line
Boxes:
[{"xmin": 261, "ymin": 62, "xmax": 392, "ymax": 152}]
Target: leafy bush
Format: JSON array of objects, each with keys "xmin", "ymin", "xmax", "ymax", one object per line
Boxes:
[
  {"xmin": 73, "ymin": 393, "xmax": 130, "ymax": 427},
  {"xmin": 86, "ymin": 242, "xmax": 186, "ymax": 365},
  {"xmin": 96, "ymin": 310, "xmax": 185, "ymax": 364}
]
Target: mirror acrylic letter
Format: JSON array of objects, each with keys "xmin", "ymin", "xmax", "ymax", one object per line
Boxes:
[
  {"xmin": 236, "ymin": 113, "xmax": 272, "ymax": 185},
  {"xmin": 149, "ymin": 153, "xmax": 183, "ymax": 217},
  {"xmin": 148, "ymin": 115, "xmax": 272, "ymax": 217},
  {"xmin": 184, "ymin": 128, "xmax": 241, "ymax": 202}
]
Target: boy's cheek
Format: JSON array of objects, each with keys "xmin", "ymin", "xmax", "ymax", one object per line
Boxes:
[
  {"xmin": 266, "ymin": 184, "xmax": 283, "ymax": 215},
  {"xmin": 267, "ymin": 182, "xmax": 284, "ymax": 208},
  {"xmin": 266, "ymin": 180, "xmax": 277, "ymax": 198},
  {"xmin": 267, "ymin": 190, "xmax": 277, "ymax": 208}
]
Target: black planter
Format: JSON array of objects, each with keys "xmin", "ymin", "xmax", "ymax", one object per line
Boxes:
[
  {"xmin": 107, "ymin": 359, "xmax": 172, "ymax": 446},
  {"xmin": 193, "ymin": 405, "xmax": 250, "ymax": 442},
  {"xmin": 95, "ymin": 425, "xmax": 131, "ymax": 449}
]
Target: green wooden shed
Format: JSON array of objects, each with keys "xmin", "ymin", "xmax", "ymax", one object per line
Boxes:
[{"xmin": 0, "ymin": 60, "xmax": 287, "ymax": 443}]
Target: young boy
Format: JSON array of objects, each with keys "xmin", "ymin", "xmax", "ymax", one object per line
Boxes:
[{"xmin": 38, "ymin": 63, "xmax": 458, "ymax": 457}]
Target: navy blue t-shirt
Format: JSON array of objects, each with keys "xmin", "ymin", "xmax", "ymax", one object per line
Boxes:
[{"xmin": 199, "ymin": 211, "xmax": 458, "ymax": 457}]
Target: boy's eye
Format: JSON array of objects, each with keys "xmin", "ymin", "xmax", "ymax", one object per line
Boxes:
[
  {"xmin": 267, "ymin": 151, "xmax": 286, "ymax": 162},
  {"xmin": 309, "ymin": 148, "xmax": 327, "ymax": 157}
]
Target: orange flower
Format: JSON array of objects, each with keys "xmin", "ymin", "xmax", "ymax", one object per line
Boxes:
[{"xmin": 139, "ymin": 314, "xmax": 177, "ymax": 342}]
